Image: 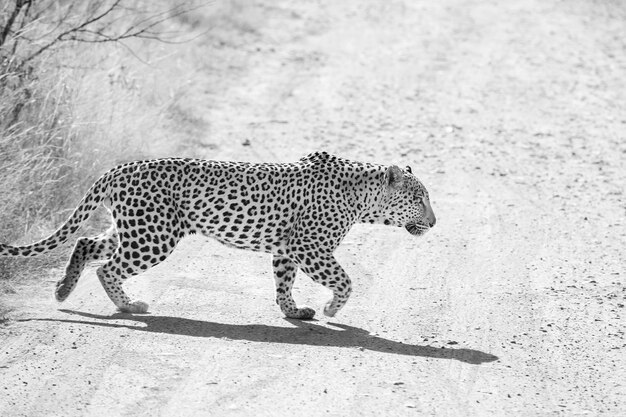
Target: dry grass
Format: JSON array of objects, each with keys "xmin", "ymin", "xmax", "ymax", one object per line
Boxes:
[{"xmin": 0, "ymin": 1, "xmax": 218, "ymax": 283}]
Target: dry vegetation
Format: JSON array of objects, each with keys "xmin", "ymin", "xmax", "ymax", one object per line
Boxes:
[{"xmin": 0, "ymin": 0, "xmax": 214, "ymax": 291}]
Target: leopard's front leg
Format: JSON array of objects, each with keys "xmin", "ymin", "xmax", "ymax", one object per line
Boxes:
[
  {"xmin": 296, "ymin": 253, "xmax": 353, "ymax": 317},
  {"xmin": 272, "ymin": 255, "xmax": 316, "ymax": 319}
]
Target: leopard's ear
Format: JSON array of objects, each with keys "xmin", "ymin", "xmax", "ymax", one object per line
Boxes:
[
  {"xmin": 405, "ymin": 165, "xmax": 412, "ymax": 174},
  {"xmin": 384, "ymin": 165, "xmax": 404, "ymax": 191}
]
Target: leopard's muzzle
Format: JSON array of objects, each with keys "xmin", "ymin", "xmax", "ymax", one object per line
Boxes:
[{"xmin": 405, "ymin": 222, "xmax": 430, "ymax": 236}]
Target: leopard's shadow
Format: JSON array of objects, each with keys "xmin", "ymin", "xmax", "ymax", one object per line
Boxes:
[{"xmin": 26, "ymin": 309, "xmax": 498, "ymax": 365}]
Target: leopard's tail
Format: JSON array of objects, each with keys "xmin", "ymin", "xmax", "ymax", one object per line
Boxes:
[{"xmin": 0, "ymin": 176, "xmax": 110, "ymax": 258}]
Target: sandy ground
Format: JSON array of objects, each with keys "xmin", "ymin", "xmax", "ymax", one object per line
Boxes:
[{"xmin": 1, "ymin": 0, "xmax": 625, "ymax": 415}]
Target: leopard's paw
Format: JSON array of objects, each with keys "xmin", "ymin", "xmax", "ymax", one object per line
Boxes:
[
  {"xmin": 55, "ymin": 280, "xmax": 71, "ymax": 302},
  {"xmin": 323, "ymin": 300, "xmax": 339, "ymax": 317},
  {"xmin": 285, "ymin": 307, "xmax": 316, "ymax": 320},
  {"xmin": 119, "ymin": 300, "xmax": 149, "ymax": 314}
]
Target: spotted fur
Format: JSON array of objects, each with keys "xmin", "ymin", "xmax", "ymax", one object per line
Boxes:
[{"xmin": 0, "ymin": 152, "xmax": 436, "ymax": 318}]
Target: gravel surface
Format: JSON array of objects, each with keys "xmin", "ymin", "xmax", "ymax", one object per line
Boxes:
[{"xmin": 1, "ymin": 0, "xmax": 625, "ymax": 415}]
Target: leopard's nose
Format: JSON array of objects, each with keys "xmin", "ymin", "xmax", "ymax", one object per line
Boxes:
[
  {"xmin": 427, "ymin": 213, "xmax": 436, "ymax": 227},
  {"xmin": 426, "ymin": 210, "xmax": 437, "ymax": 227},
  {"xmin": 423, "ymin": 199, "xmax": 436, "ymax": 228}
]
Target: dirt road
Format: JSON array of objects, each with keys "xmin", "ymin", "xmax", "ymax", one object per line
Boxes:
[{"xmin": 1, "ymin": 0, "xmax": 625, "ymax": 415}]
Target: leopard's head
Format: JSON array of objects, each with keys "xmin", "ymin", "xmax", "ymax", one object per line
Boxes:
[{"xmin": 378, "ymin": 165, "xmax": 436, "ymax": 236}]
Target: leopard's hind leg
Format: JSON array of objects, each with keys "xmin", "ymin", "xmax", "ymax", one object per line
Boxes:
[
  {"xmin": 96, "ymin": 228, "xmax": 181, "ymax": 314},
  {"xmin": 55, "ymin": 225, "xmax": 118, "ymax": 302}
]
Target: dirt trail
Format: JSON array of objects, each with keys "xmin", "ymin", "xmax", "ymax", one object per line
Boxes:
[{"xmin": 1, "ymin": 0, "xmax": 625, "ymax": 415}]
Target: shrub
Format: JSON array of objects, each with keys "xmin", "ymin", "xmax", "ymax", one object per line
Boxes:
[{"xmin": 0, "ymin": 0, "xmax": 206, "ymax": 282}]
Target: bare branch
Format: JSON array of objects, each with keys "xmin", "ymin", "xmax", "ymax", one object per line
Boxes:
[
  {"xmin": 4, "ymin": 0, "xmax": 213, "ymax": 72},
  {"xmin": 114, "ymin": 2, "xmax": 212, "ymax": 43},
  {"xmin": 0, "ymin": 0, "xmax": 31, "ymax": 47},
  {"xmin": 68, "ymin": 0, "xmax": 123, "ymax": 34},
  {"xmin": 8, "ymin": 1, "xmax": 30, "ymax": 57},
  {"xmin": 21, "ymin": 0, "xmax": 123, "ymax": 65}
]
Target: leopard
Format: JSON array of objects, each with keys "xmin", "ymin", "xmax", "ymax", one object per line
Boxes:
[{"xmin": 0, "ymin": 152, "xmax": 436, "ymax": 319}]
